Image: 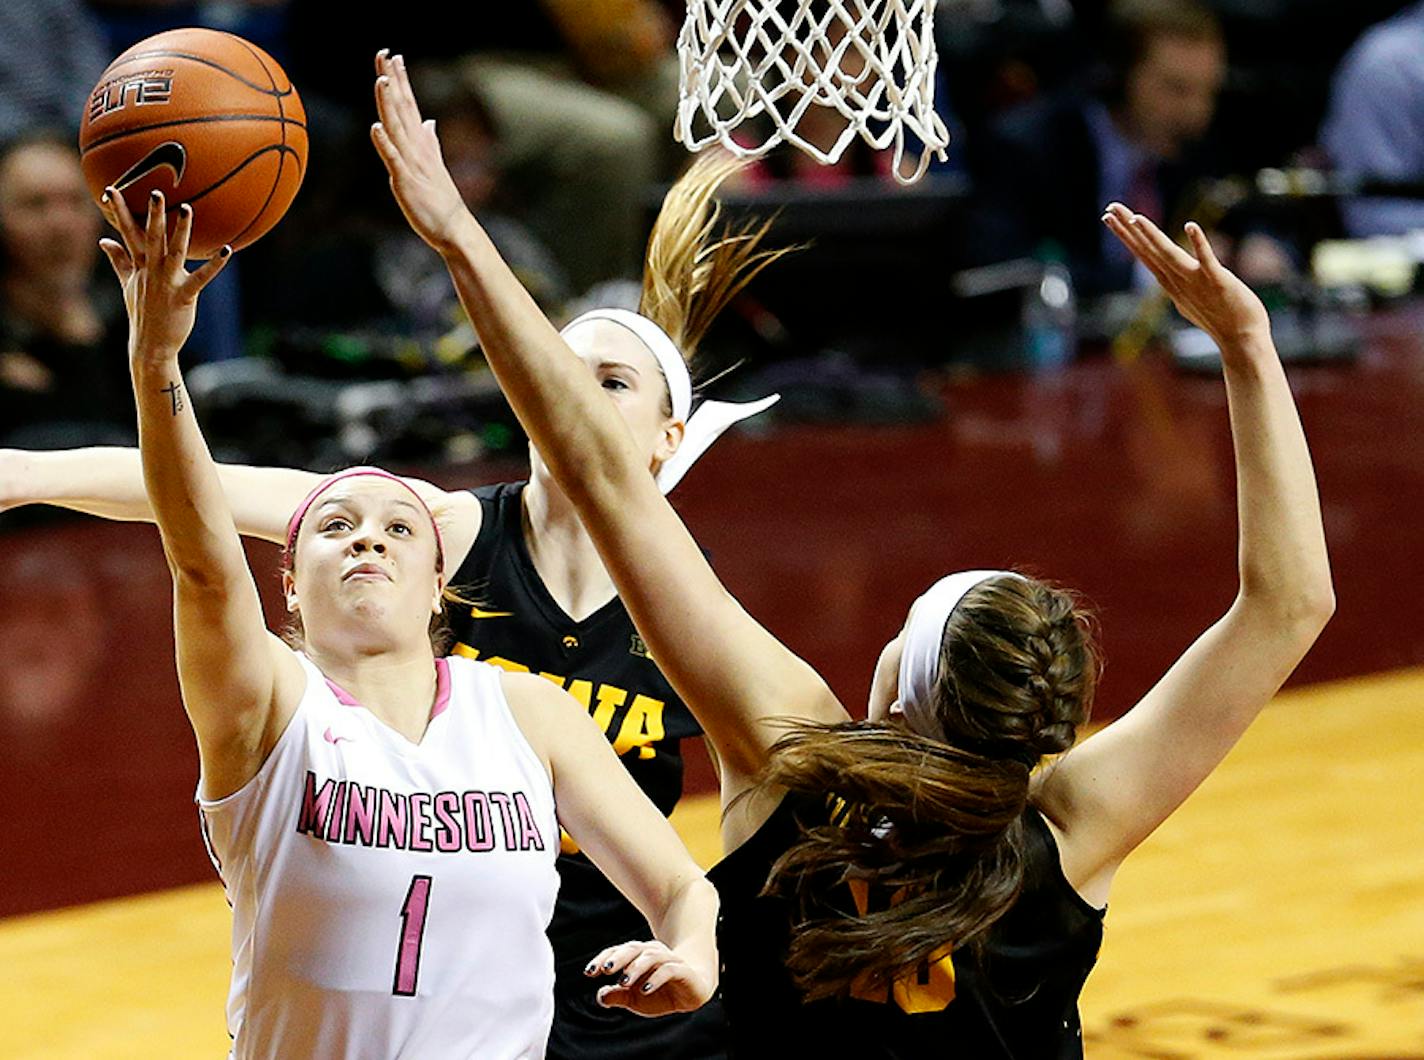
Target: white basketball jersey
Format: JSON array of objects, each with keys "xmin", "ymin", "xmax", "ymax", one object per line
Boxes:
[{"xmin": 198, "ymin": 654, "xmax": 560, "ymax": 1059}]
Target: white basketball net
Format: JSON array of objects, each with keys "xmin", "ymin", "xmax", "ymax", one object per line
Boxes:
[{"xmin": 675, "ymin": 0, "xmax": 949, "ymax": 184}]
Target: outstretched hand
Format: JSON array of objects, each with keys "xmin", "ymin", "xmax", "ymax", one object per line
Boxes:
[
  {"xmin": 583, "ymin": 939, "xmax": 716, "ymax": 1019},
  {"xmin": 1102, "ymin": 202, "xmax": 1271, "ymax": 353},
  {"xmin": 370, "ymin": 50, "xmax": 473, "ymax": 255},
  {"xmin": 97, "ymin": 189, "xmax": 230, "ymax": 366}
]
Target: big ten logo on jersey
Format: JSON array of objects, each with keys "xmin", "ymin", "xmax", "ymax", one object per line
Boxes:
[
  {"xmin": 452, "ymin": 645, "xmax": 665, "ymax": 759},
  {"xmin": 89, "ymin": 71, "xmax": 174, "ymax": 123}
]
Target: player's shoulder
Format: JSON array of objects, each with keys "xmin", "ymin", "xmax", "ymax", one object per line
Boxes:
[
  {"xmin": 499, "ymin": 668, "xmax": 597, "ymax": 735},
  {"xmin": 497, "ymin": 668, "xmax": 575, "ymax": 712}
]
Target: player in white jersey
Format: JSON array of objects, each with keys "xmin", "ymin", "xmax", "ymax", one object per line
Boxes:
[{"xmin": 93, "ymin": 183, "xmax": 719, "ymax": 1058}]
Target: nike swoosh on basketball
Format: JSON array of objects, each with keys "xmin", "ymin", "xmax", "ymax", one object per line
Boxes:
[
  {"xmin": 114, "ymin": 140, "xmax": 188, "ymax": 191},
  {"xmin": 469, "ymin": 606, "xmax": 513, "ymax": 619},
  {"xmin": 323, "ymin": 727, "xmax": 354, "ymax": 745}
]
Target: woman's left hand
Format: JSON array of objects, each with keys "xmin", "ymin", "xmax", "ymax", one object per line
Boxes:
[
  {"xmin": 584, "ymin": 939, "xmax": 717, "ymax": 1018},
  {"xmin": 369, "ymin": 50, "xmax": 475, "ymax": 256},
  {"xmin": 97, "ymin": 188, "xmax": 230, "ymax": 367}
]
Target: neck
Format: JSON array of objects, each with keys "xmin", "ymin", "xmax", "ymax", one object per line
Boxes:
[
  {"xmin": 522, "ymin": 473, "xmax": 617, "ymax": 622},
  {"xmin": 305, "ymin": 639, "xmax": 439, "ymax": 742}
]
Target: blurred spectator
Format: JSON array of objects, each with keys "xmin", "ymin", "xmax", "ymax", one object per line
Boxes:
[
  {"xmin": 0, "ymin": 0, "xmax": 108, "ymax": 140},
  {"xmin": 375, "ymin": 63, "xmax": 572, "ymax": 352},
  {"xmin": 242, "ymin": 61, "xmax": 570, "ymax": 375},
  {"xmin": 0, "ymin": 132, "xmax": 131, "ymax": 447},
  {"xmin": 459, "ymin": 1, "xmax": 680, "ymax": 290},
  {"xmin": 970, "ymin": 0, "xmax": 1232, "ymax": 295},
  {"xmin": 1320, "ymin": 1, "xmax": 1424, "ymax": 236},
  {"xmin": 283, "ymin": 0, "xmax": 679, "ymax": 296},
  {"xmin": 87, "ymin": 0, "xmax": 291, "ymax": 63},
  {"xmin": 937, "ymin": 0, "xmax": 1081, "ymax": 131}
]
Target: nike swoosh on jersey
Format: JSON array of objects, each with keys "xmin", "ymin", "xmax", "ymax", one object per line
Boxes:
[
  {"xmin": 322, "ymin": 726, "xmax": 354, "ymax": 745},
  {"xmin": 468, "ymin": 606, "xmax": 514, "ymax": 619},
  {"xmin": 114, "ymin": 140, "xmax": 187, "ymax": 191}
]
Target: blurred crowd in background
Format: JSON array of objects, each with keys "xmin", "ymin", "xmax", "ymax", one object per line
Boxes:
[{"xmin": 3, "ymin": 0, "xmax": 1423, "ymax": 466}]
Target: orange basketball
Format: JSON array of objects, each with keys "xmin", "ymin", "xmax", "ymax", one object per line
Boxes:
[{"xmin": 79, "ymin": 28, "xmax": 307, "ymax": 259}]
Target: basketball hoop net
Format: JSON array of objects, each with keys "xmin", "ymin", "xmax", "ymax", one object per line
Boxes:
[{"xmin": 674, "ymin": 0, "xmax": 949, "ymax": 184}]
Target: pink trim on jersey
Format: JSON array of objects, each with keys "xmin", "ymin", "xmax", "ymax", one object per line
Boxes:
[
  {"xmin": 284, "ymin": 467, "xmax": 445, "ymax": 571},
  {"xmin": 325, "ymin": 677, "xmax": 361, "ymax": 707},
  {"xmin": 430, "ymin": 658, "xmax": 452, "ymax": 719},
  {"xmin": 323, "ymin": 657, "xmax": 453, "ymax": 723}
]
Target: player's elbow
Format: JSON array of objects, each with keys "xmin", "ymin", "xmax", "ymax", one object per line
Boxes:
[
  {"xmin": 1299, "ymin": 582, "xmax": 1337, "ymax": 632},
  {"xmin": 1278, "ymin": 574, "xmax": 1336, "ymax": 642},
  {"xmin": 167, "ymin": 549, "xmax": 243, "ymax": 596},
  {"xmin": 1238, "ymin": 580, "xmax": 1335, "ymax": 654}
]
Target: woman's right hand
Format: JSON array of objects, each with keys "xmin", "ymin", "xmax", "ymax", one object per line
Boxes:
[
  {"xmin": 369, "ymin": 49, "xmax": 476, "ymax": 256},
  {"xmin": 97, "ymin": 189, "xmax": 229, "ymax": 368},
  {"xmin": 1103, "ymin": 202, "xmax": 1271, "ymax": 355}
]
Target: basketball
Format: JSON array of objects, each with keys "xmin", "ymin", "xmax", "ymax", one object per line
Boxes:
[{"xmin": 78, "ymin": 28, "xmax": 307, "ymax": 259}]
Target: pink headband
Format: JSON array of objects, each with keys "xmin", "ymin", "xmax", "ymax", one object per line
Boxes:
[{"xmin": 284, "ymin": 468, "xmax": 445, "ymax": 572}]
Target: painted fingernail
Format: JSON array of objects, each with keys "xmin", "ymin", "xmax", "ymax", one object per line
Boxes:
[
  {"xmin": 220, "ymin": 245, "xmax": 232, "ymax": 257},
  {"xmin": 603, "ymin": 960, "xmax": 614, "ymax": 970},
  {"xmin": 584, "ymin": 962, "xmax": 595, "ymax": 975},
  {"xmin": 180, "ymin": 203, "xmax": 192, "ymax": 216},
  {"xmin": 619, "ymin": 974, "xmax": 629, "ymax": 986},
  {"xmin": 641, "ymin": 983, "xmax": 654, "ymax": 993}
]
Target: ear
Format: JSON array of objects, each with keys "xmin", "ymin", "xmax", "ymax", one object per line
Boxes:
[
  {"xmin": 655, "ymin": 418, "xmax": 685, "ymax": 466},
  {"xmin": 282, "ymin": 569, "xmax": 299, "ymax": 614},
  {"xmin": 432, "ymin": 575, "xmax": 446, "ymax": 616}
]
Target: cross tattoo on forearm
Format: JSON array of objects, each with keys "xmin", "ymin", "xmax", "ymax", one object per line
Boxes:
[{"xmin": 161, "ymin": 380, "xmax": 184, "ymax": 415}]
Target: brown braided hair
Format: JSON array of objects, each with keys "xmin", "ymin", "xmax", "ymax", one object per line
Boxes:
[{"xmin": 761, "ymin": 574, "xmax": 1098, "ymax": 1002}]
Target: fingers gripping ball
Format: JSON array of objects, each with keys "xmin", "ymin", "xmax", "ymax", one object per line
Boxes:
[{"xmin": 79, "ymin": 28, "xmax": 307, "ymax": 259}]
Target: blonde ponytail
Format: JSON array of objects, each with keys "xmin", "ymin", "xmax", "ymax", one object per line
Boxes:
[{"xmin": 640, "ymin": 152, "xmax": 796, "ymax": 367}]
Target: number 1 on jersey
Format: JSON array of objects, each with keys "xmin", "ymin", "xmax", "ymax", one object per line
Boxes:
[{"xmin": 393, "ymin": 875, "xmax": 433, "ymax": 997}]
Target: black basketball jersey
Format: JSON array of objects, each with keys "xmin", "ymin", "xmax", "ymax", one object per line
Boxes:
[
  {"xmin": 708, "ymin": 794, "xmax": 1105, "ymax": 1058},
  {"xmin": 448, "ymin": 482, "xmax": 723, "ymax": 1059}
]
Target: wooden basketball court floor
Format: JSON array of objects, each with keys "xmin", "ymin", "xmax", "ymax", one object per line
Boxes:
[{"xmin": 2, "ymin": 667, "xmax": 1420, "ymax": 1058}]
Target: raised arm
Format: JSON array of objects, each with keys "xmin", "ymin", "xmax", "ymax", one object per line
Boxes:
[
  {"xmin": 1037, "ymin": 204, "xmax": 1335, "ymax": 905},
  {"xmin": 0, "ymin": 449, "xmax": 482, "ymax": 559},
  {"xmin": 98, "ymin": 189, "xmax": 304, "ymax": 798},
  {"xmin": 368, "ymin": 51, "xmax": 846, "ymax": 818},
  {"xmin": 504, "ymin": 672, "xmax": 718, "ymax": 1017}
]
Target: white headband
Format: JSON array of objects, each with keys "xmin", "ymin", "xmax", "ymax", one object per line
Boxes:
[
  {"xmin": 562, "ymin": 307, "xmax": 779, "ymax": 492},
  {"xmin": 893, "ymin": 569, "xmax": 1025, "ymax": 741}
]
